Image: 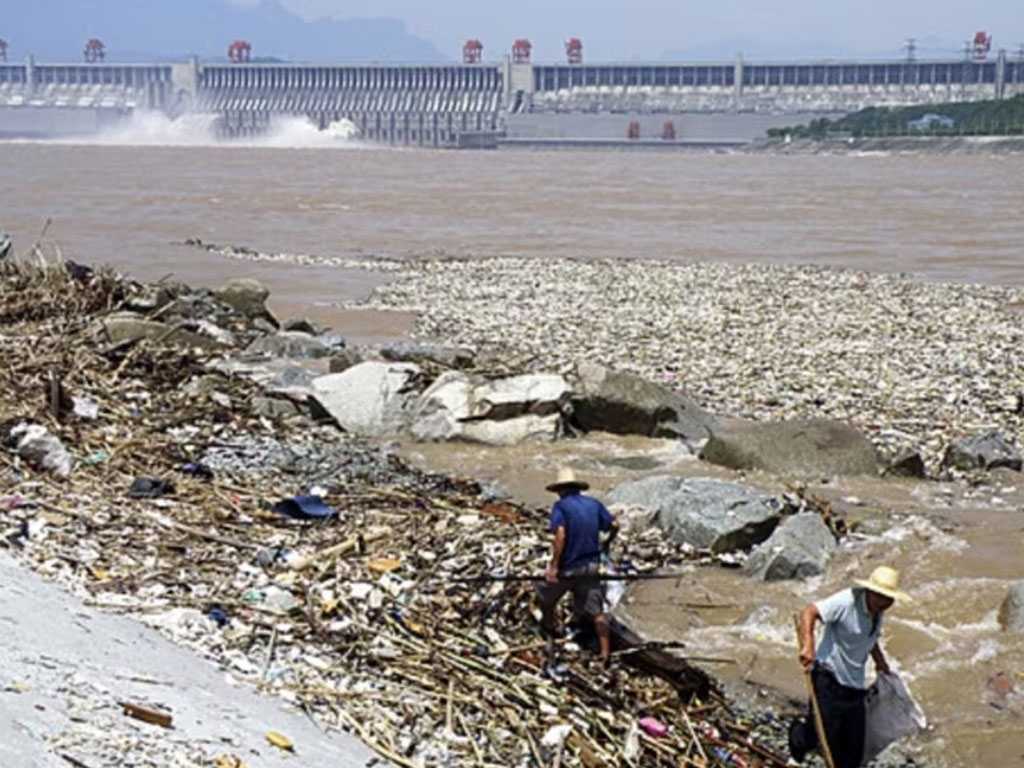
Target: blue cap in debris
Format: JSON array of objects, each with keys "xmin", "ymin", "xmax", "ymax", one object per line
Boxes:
[{"xmin": 271, "ymin": 494, "xmax": 338, "ymax": 520}]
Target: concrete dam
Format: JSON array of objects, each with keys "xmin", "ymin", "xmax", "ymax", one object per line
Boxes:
[{"xmin": 0, "ymin": 53, "xmax": 1021, "ymax": 146}]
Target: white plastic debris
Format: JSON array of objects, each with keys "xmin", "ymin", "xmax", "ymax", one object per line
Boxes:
[
  {"xmin": 11, "ymin": 423, "xmax": 73, "ymax": 478},
  {"xmin": 541, "ymin": 724, "xmax": 572, "ymax": 747}
]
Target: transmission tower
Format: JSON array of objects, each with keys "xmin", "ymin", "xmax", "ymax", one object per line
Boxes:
[{"xmin": 903, "ymin": 38, "xmax": 917, "ymax": 62}]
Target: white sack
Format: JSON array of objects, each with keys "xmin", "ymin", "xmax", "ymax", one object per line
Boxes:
[{"xmin": 863, "ymin": 672, "xmax": 927, "ymax": 763}]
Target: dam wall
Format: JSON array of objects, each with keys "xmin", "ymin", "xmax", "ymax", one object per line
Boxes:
[
  {"xmin": 0, "ymin": 60, "xmax": 174, "ymax": 110},
  {"xmin": 0, "ymin": 53, "xmax": 1021, "ymax": 144},
  {"xmin": 527, "ymin": 55, "xmax": 1024, "ymax": 114},
  {"xmin": 195, "ymin": 63, "xmax": 502, "ymax": 144}
]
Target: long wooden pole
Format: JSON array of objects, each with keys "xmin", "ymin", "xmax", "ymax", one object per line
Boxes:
[
  {"xmin": 794, "ymin": 613, "xmax": 837, "ymax": 768},
  {"xmin": 451, "ymin": 572, "xmax": 690, "ymax": 583}
]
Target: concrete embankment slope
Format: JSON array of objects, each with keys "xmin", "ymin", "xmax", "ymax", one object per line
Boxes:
[{"xmin": 0, "ymin": 552, "xmax": 377, "ymax": 768}]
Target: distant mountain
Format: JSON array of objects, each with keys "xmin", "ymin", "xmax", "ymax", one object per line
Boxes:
[{"xmin": 2, "ymin": 0, "xmax": 446, "ymax": 63}]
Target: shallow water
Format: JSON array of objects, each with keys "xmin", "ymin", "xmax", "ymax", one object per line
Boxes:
[
  {"xmin": 2, "ymin": 137, "xmax": 1023, "ymax": 765},
  {"xmin": 1, "ymin": 141, "xmax": 1023, "ymax": 286}
]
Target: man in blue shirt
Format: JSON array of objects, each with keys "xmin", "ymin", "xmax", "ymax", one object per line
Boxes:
[
  {"xmin": 536, "ymin": 468, "xmax": 619, "ymax": 662},
  {"xmin": 789, "ymin": 565, "xmax": 911, "ymax": 768}
]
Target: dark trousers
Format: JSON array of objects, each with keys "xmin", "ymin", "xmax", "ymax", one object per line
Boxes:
[{"xmin": 790, "ymin": 666, "xmax": 866, "ymax": 768}]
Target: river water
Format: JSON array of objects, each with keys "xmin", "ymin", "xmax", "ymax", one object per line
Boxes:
[{"xmin": 2, "ymin": 129, "xmax": 1023, "ymax": 765}]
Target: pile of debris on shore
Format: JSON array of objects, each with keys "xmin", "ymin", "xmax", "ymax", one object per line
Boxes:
[{"xmin": 1, "ymin": 256, "xmax": 802, "ymax": 767}]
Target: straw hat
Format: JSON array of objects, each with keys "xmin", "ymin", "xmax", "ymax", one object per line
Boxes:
[
  {"xmin": 545, "ymin": 467, "xmax": 589, "ymax": 493},
  {"xmin": 855, "ymin": 565, "xmax": 912, "ymax": 602}
]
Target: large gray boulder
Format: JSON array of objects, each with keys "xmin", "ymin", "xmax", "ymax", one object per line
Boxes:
[
  {"xmin": 608, "ymin": 476, "xmax": 790, "ymax": 553},
  {"xmin": 310, "ymin": 362, "xmax": 420, "ymax": 437},
  {"xmin": 999, "ymin": 582, "xmax": 1024, "ymax": 633},
  {"xmin": 410, "ymin": 371, "xmax": 568, "ymax": 445},
  {"xmin": 700, "ymin": 419, "xmax": 879, "ymax": 477},
  {"xmin": 469, "ymin": 374, "xmax": 570, "ymax": 420},
  {"xmin": 941, "ymin": 431, "xmax": 1022, "ymax": 472},
  {"xmin": 329, "ymin": 348, "xmax": 364, "ymax": 374},
  {"xmin": 570, "ymin": 362, "xmax": 717, "ymax": 442},
  {"xmin": 409, "ymin": 371, "xmax": 475, "ymax": 441},
  {"xmin": 102, "ymin": 314, "xmax": 227, "ymax": 351},
  {"xmin": 246, "ymin": 331, "xmax": 330, "ymax": 359},
  {"xmin": 885, "ymin": 450, "xmax": 927, "ymax": 479},
  {"xmin": 742, "ymin": 512, "xmax": 837, "ymax": 581},
  {"xmin": 214, "ymin": 278, "xmax": 278, "ymax": 328},
  {"xmin": 282, "ymin": 317, "xmax": 325, "ymax": 336},
  {"xmin": 381, "ymin": 340, "xmax": 475, "ymax": 370},
  {"xmin": 266, "ymin": 364, "xmax": 315, "ymax": 391},
  {"xmin": 459, "ymin": 414, "xmax": 562, "ymax": 445}
]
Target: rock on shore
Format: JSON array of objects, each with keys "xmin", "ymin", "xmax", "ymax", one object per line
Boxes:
[{"xmin": 700, "ymin": 419, "xmax": 879, "ymax": 477}]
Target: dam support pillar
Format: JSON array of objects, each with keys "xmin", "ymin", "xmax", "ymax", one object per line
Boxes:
[
  {"xmin": 505, "ymin": 54, "xmax": 534, "ymax": 114},
  {"xmin": 25, "ymin": 55, "xmax": 34, "ymax": 96},
  {"xmin": 170, "ymin": 56, "xmax": 200, "ymax": 115},
  {"xmin": 996, "ymin": 48, "xmax": 1006, "ymax": 99},
  {"xmin": 733, "ymin": 52, "xmax": 744, "ymax": 106}
]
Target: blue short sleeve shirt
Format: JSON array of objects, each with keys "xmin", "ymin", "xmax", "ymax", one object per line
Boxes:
[
  {"xmin": 815, "ymin": 587, "xmax": 882, "ymax": 689},
  {"xmin": 550, "ymin": 492, "xmax": 614, "ymax": 572}
]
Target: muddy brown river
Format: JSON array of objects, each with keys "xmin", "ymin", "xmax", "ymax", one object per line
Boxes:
[{"xmin": 2, "ymin": 134, "xmax": 1023, "ymax": 765}]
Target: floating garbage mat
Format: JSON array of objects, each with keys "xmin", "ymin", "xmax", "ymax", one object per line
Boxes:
[{"xmin": 0, "ymin": 258, "xmax": 798, "ymax": 767}]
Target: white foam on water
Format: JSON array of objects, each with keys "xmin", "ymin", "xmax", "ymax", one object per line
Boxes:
[
  {"xmin": 891, "ymin": 609, "xmax": 1001, "ymax": 643},
  {"xmin": 908, "ymin": 577, "xmax": 1004, "ymax": 605},
  {"xmin": 6, "ymin": 111, "xmax": 369, "ymax": 150},
  {"xmin": 92, "ymin": 111, "xmax": 220, "ymax": 146},
  {"xmin": 873, "ymin": 514, "xmax": 968, "ymax": 553},
  {"xmin": 255, "ymin": 115, "xmax": 364, "ymax": 149},
  {"xmin": 687, "ymin": 604, "xmax": 795, "ymax": 651},
  {"xmin": 968, "ymin": 637, "xmax": 1001, "ymax": 665}
]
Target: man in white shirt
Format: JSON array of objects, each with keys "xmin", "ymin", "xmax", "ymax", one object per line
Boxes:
[{"xmin": 788, "ymin": 565, "xmax": 911, "ymax": 768}]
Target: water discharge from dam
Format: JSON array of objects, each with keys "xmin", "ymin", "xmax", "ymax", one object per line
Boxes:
[{"xmin": 67, "ymin": 111, "xmax": 364, "ymax": 149}]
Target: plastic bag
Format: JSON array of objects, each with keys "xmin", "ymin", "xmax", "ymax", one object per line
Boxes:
[
  {"xmin": 601, "ymin": 555, "xmax": 627, "ymax": 610},
  {"xmin": 863, "ymin": 672, "xmax": 927, "ymax": 763}
]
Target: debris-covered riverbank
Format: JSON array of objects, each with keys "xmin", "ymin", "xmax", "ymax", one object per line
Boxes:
[{"xmin": 0, "ymin": 255, "xmax": 836, "ymax": 767}]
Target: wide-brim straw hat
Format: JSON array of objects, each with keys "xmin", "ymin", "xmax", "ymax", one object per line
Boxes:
[
  {"xmin": 546, "ymin": 467, "xmax": 589, "ymax": 493},
  {"xmin": 854, "ymin": 565, "xmax": 912, "ymax": 603}
]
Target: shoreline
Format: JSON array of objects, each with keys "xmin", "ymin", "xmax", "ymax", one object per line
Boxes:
[{"xmin": 746, "ymin": 135, "xmax": 1024, "ymax": 154}]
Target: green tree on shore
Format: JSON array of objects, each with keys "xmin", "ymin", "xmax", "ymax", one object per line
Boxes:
[{"xmin": 766, "ymin": 95, "xmax": 1024, "ymax": 139}]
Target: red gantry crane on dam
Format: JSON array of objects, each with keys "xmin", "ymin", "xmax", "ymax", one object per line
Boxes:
[
  {"xmin": 463, "ymin": 39, "xmax": 483, "ymax": 64},
  {"xmin": 512, "ymin": 38, "xmax": 532, "ymax": 63},
  {"xmin": 566, "ymin": 37, "xmax": 583, "ymax": 64},
  {"xmin": 228, "ymin": 40, "xmax": 252, "ymax": 63},
  {"xmin": 84, "ymin": 38, "xmax": 105, "ymax": 63},
  {"xmin": 971, "ymin": 31, "xmax": 992, "ymax": 61}
]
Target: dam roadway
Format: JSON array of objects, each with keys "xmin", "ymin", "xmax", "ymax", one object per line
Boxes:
[{"xmin": 0, "ymin": 54, "xmax": 1021, "ymax": 146}]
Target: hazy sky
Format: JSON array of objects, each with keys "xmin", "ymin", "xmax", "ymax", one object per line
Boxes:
[{"xmin": 272, "ymin": 0, "xmax": 1024, "ymax": 62}]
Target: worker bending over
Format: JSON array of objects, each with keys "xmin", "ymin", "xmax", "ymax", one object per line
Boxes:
[{"xmin": 790, "ymin": 565, "xmax": 911, "ymax": 768}]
